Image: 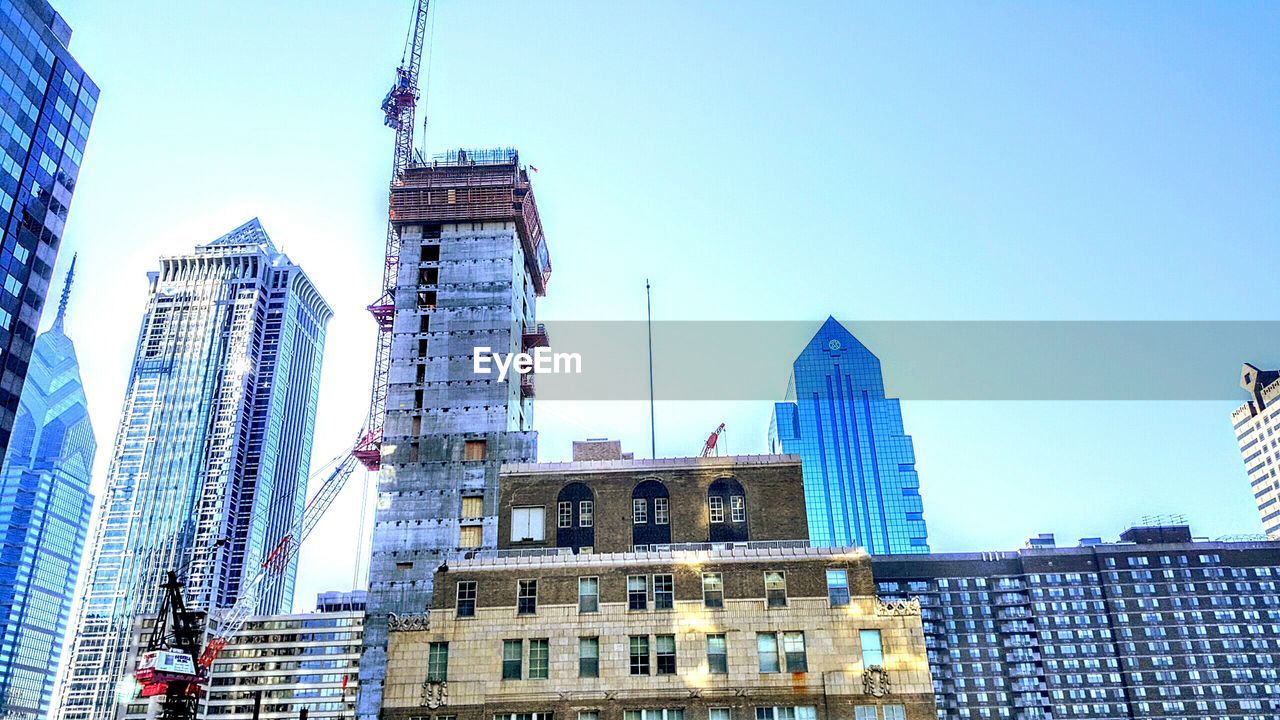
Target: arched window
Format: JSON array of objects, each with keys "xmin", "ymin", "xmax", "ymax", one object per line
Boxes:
[
  {"xmin": 708, "ymin": 476, "xmax": 748, "ymax": 542},
  {"xmin": 556, "ymin": 482, "xmax": 595, "ymax": 552},
  {"xmin": 631, "ymin": 479, "xmax": 671, "ymax": 548}
]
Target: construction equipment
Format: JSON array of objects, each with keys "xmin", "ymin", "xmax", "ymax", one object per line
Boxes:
[
  {"xmin": 356, "ymin": 0, "xmax": 432, "ymax": 471},
  {"xmin": 133, "ymin": 0, "xmax": 434, "ymax": 714},
  {"xmin": 134, "ymin": 451, "xmax": 359, "ymax": 714},
  {"xmin": 134, "ymin": 572, "xmax": 205, "ymax": 719},
  {"xmin": 700, "ymin": 423, "xmax": 726, "ymax": 457}
]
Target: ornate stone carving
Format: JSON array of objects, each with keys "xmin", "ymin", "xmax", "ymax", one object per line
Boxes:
[
  {"xmin": 420, "ymin": 680, "xmax": 448, "ymax": 708},
  {"xmin": 875, "ymin": 597, "xmax": 921, "ymax": 616},
  {"xmin": 387, "ymin": 611, "xmax": 431, "ymax": 632},
  {"xmin": 863, "ymin": 665, "xmax": 891, "ymax": 697}
]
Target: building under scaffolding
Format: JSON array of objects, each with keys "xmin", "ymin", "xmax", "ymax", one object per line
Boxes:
[{"xmin": 357, "ymin": 148, "xmax": 551, "ymax": 719}]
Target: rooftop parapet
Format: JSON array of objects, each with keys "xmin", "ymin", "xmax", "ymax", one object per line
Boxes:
[{"xmin": 391, "ymin": 147, "xmax": 550, "ymax": 295}]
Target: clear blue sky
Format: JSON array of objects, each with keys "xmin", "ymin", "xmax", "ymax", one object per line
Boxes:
[{"xmin": 51, "ymin": 0, "xmax": 1280, "ymax": 608}]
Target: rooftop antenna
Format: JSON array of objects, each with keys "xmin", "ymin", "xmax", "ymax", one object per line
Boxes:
[
  {"xmin": 53, "ymin": 253, "xmax": 76, "ymax": 331},
  {"xmin": 646, "ymin": 279, "xmax": 656, "ymax": 459}
]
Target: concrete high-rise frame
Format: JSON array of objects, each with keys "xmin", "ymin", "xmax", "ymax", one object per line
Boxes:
[
  {"xmin": 357, "ymin": 148, "xmax": 551, "ymax": 719},
  {"xmin": 53, "ymin": 220, "xmax": 332, "ymax": 720}
]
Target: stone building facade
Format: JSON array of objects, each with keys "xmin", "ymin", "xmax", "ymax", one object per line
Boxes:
[
  {"xmin": 382, "ymin": 547, "xmax": 936, "ymax": 720},
  {"xmin": 380, "ymin": 453, "xmax": 936, "ymax": 720}
]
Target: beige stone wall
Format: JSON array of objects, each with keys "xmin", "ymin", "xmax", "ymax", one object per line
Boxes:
[{"xmin": 384, "ymin": 594, "xmax": 931, "ymax": 712}]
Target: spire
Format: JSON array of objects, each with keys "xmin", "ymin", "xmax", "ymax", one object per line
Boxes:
[{"xmin": 53, "ymin": 253, "xmax": 76, "ymax": 331}]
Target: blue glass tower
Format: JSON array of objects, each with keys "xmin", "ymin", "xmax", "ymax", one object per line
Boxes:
[
  {"xmin": 0, "ymin": 258, "xmax": 94, "ymax": 720},
  {"xmin": 55, "ymin": 220, "xmax": 332, "ymax": 720},
  {"xmin": 770, "ymin": 317, "xmax": 929, "ymax": 553},
  {"xmin": 0, "ymin": 0, "xmax": 97, "ymax": 464}
]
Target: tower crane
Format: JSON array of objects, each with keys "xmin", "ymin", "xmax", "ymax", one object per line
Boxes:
[
  {"xmin": 133, "ymin": 1, "xmax": 433, "ymax": 716},
  {"xmin": 701, "ymin": 423, "xmax": 726, "ymax": 457}
]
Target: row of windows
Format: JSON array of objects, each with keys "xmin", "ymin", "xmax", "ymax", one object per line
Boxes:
[
  {"xmin": 483, "ymin": 708, "xmax": 907, "ymax": 720},
  {"xmin": 426, "ymin": 629, "xmax": 886, "ymax": 682},
  {"xmin": 455, "ymin": 569, "xmax": 855, "ymax": 617}
]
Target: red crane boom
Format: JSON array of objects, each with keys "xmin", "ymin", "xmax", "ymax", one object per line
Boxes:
[{"xmin": 355, "ymin": 0, "xmax": 432, "ymax": 470}]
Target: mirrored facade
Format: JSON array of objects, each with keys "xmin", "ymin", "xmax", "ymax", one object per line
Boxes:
[
  {"xmin": 0, "ymin": 0, "xmax": 96, "ymax": 463},
  {"xmin": 771, "ymin": 317, "xmax": 929, "ymax": 553},
  {"xmin": 0, "ymin": 260, "xmax": 94, "ymax": 720},
  {"xmin": 54, "ymin": 220, "xmax": 332, "ymax": 720}
]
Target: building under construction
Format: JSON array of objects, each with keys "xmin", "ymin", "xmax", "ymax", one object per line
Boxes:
[{"xmin": 357, "ymin": 148, "xmax": 551, "ymax": 719}]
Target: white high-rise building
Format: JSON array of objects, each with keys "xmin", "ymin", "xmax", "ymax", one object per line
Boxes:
[
  {"xmin": 54, "ymin": 219, "xmax": 332, "ymax": 719},
  {"xmin": 1232, "ymin": 363, "xmax": 1280, "ymax": 539}
]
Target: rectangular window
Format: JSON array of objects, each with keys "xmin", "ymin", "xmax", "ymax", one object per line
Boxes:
[
  {"xmin": 456, "ymin": 581, "xmax": 477, "ymax": 618},
  {"xmin": 757, "ymin": 633, "xmax": 780, "ymax": 673},
  {"xmin": 558, "ymin": 501, "xmax": 572, "ymax": 528},
  {"xmin": 580, "ymin": 500, "xmax": 594, "ymax": 527},
  {"xmin": 656, "ymin": 634, "xmax": 676, "ymax": 675},
  {"xmin": 628, "ymin": 576, "xmax": 648, "ymax": 611},
  {"xmin": 502, "ymin": 640, "xmax": 522, "ymax": 680},
  {"xmin": 883, "ymin": 707, "xmax": 906, "ymax": 720},
  {"xmin": 427, "ymin": 642, "xmax": 449, "ymax": 682},
  {"xmin": 703, "ymin": 573, "xmax": 724, "ymax": 608},
  {"xmin": 782, "ymin": 632, "xmax": 807, "ymax": 672},
  {"xmin": 630, "ymin": 635, "xmax": 651, "ymax": 675},
  {"xmin": 731, "ymin": 495, "xmax": 745, "ymax": 522},
  {"xmin": 707, "ymin": 634, "xmax": 728, "ymax": 674},
  {"xmin": 709, "ymin": 496, "xmax": 725, "ymax": 523},
  {"xmin": 653, "ymin": 574, "xmax": 674, "ymax": 610},
  {"xmin": 580, "ymin": 713, "xmax": 600, "ymax": 720},
  {"xmin": 765, "ymin": 571, "xmax": 787, "ymax": 608},
  {"xmin": 710, "ymin": 711, "xmax": 731, "ymax": 720},
  {"xmin": 461, "ymin": 496, "xmax": 484, "ymax": 518},
  {"xmin": 517, "ymin": 579, "xmax": 538, "ymax": 615},
  {"xmin": 579, "ymin": 637, "xmax": 600, "ymax": 678},
  {"xmin": 633, "ymin": 498, "xmax": 647, "ymax": 524},
  {"xmin": 496, "ymin": 714, "xmax": 552, "ymax": 720},
  {"xmin": 859, "ymin": 629, "xmax": 883, "ymax": 667},
  {"xmin": 854, "ymin": 708, "xmax": 877, "ymax": 720},
  {"xmin": 528, "ymin": 639, "xmax": 549, "ymax": 679},
  {"xmin": 826, "ymin": 569, "xmax": 850, "ymax": 607},
  {"xmin": 756, "ymin": 709, "xmax": 816, "ymax": 720},
  {"xmin": 511, "ymin": 507, "xmax": 546, "ymax": 542},
  {"xmin": 625, "ymin": 712, "xmax": 684, "ymax": 720},
  {"xmin": 654, "ymin": 497, "xmax": 670, "ymax": 524},
  {"xmin": 578, "ymin": 577, "xmax": 599, "ymax": 613},
  {"xmin": 464, "ymin": 439, "xmax": 487, "ymax": 460},
  {"xmin": 459, "ymin": 525, "xmax": 483, "ymax": 548}
]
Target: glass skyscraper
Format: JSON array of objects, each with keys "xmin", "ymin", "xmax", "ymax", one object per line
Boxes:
[
  {"xmin": 0, "ymin": 0, "xmax": 96, "ymax": 463},
  {"xmin": 0, "ymin": 259, "xmax": 93, "ymax": 720},
  {"xmin": 54, "ymin": 220, "xmax": 332, "ymax": 720},
  {"xmin": 770, "ymin": 317, "xmax": 929, "ymax": 553}
]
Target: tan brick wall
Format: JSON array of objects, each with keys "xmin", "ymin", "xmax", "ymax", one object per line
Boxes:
[{"xmin": 386, "ymin": 568, "xmax": 933, "ymax": 719}]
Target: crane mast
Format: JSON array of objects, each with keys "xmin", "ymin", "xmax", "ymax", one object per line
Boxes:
[
  {"xmin": 356, "ymin": 0, "xmax": 431, "ymax": 470},
  {"xmin": 133, "ymin": 2, "xmax": 435, "ymax": 715}
]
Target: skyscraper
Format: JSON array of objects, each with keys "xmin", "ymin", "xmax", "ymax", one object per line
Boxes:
[
  {"xmin": 358, "ymin": 148, "xmax": 551, "ymax": 719},
  {"xmin": 54, "ymin": 219, "xmax": 332, "ymax": 720},
  {"xmin": 1232, "ymin": 363, "xmax": 1280, "ymax": 539},
  {"xmin": 770, "ymin": 317, "xmax": 929, "ymax": 553},
  {"xmin": 0, "ymin": 0, "xmax": 97, "ymax": 464},
  {"xmin": 0, "ymin": 259, "xmax": 94, "ymax": 720}
]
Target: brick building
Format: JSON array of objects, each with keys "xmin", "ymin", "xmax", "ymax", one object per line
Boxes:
[
  {"xmin": 379, "ymin": 453, "xmax": 938, "ymax": 720},
  {"xmin": 873, "ymin": 524, "xmax": 1280, "ymax": 719}
]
